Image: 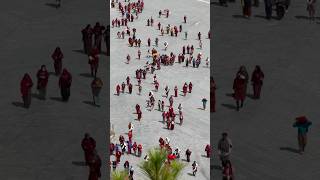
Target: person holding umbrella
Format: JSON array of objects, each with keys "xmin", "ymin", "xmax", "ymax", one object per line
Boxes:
[{"xmin": 293, "ymin": 116, "xmax": 312, "ymax": 154}]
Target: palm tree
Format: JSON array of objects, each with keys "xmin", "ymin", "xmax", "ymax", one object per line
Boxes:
[
  {"xmin": 111, "ymin": 170, "xmax": 129, "ymax": 180},
  {"xmin": 139, "ymin": 148, "xmax": 186, "ymax": 180}
]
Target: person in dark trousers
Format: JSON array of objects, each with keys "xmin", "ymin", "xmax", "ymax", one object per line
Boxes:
[
  {"xmin": 293, "ymin": 116, "xmax": 312, "ymax": 154},
  {"xmin": 264, "ymin": 0, "xmax": 272, "ymax": 19}
]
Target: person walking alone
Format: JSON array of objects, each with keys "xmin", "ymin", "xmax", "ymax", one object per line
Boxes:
[
  {"xmin": 91, "ymin": 77, "xmax": 103, "ymax": 106},
  {"xmin": 293, "ymin": 116, "xmax": 312, "ymax": 154}
]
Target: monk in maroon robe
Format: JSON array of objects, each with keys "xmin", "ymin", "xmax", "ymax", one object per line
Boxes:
[
  {"xmin": 51, "ymin": 47, "xmax": 63, "ymax": 75},
  {"xmin": 59, "ymin": 69, "xmax": 72, "ymax": 101},
  {"xmin": 233, "ymin": 74, "xmax": 246, "ymax": 111},
  {"xmin": 81, "ymin": 133, "xmax": 96, "ymax": 165},
  {"xmin": 20, "ymin": 73, "xmax": 33, "ymax": 108},
  {"xmin": 36, "ymin": 65, "xmax": 49, "ymax": 100},
  {"xmin": 251, "ymin": 65, "xmax": 264, "ymax": 99}
]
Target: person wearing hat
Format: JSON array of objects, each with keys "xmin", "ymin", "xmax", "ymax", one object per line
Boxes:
[
  {"xmin": 293, "ymin": 116, "xmax": 312, "ymax": 154},
  {"xmin": 218, "ymin": 132, "xmax": 233, "ymax": 167}
]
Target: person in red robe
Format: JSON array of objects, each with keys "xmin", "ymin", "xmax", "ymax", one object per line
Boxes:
[
  {"xmin": 135, "ymin": 104, "xmax": 140, "ymax": 114},
  {"xmin": 110, "ymin": 143, "xmax": 115, "ymax": 155},
  {"xmin": 128, "ymin": 131, "xmax": 133, "ymax": 142},
  {"xmin": 128, "ymin": 83, "xmax": 133, "ymax": 94},
  {"xmin": 183, "ymin": 83, "xmax": 188, "ymax": 96},
  {"xmin": 137, "ymin": 144, "xmax": 142, "ymax": 157},
  {"xmin": 210, "ymin": 77, "xmax": 216, "ymax": 112},
  {"xmin": 121, "ymin": 82, "xmax": 125, "ymax": 93},
  {"xmin": 137, "ymin": 109, "xmax": 142, "ymax": 121},
  {"xmin": 88, "ymin": 151, "xmax": 101, "ymax": 180},
  {"xmin": 133, "ymin": 142, "xmax": 137, "ymax": 155},
  {"xmin": 88, "ymin": 48, "xmax": 99, "ymax": 77},
  {"xmin": 233, "ymin": 74, "xmax": 246, "ymax": 111},
  {"xmin": 81, "ymin": 133, "xmax": 96, "ymax": 165},
  {"xmin": 82, "ymin": 24, "xmax": 93, "ymax": 54},
  {"xmin": 174, "ymin": 86, "xmax": 178, "ymax": 97},
  {"xmin": 59, "ymin": 69, "xmax": 72, "ymax": 101},
  {"xmin": 205, "ymin": 144, "xmax": 211, "ymax": 158},
  {"xmin": 116, "ymin": 84, "xmax": 120, "ymax": 96},
  {"xmin": 115, "ymin": 150, "xmax": 121, "ymax": 163},
  {"xmin": 251, "ymin": 65, "xmax": 264, "ymax": 99},
  {"xmin": 36, "ymin": 65, "xmax": 49, "ymax": 100},
  {"xmin": 51, "ymin": 47, "xmax": 63, "ymax": 75},
  {"xmin": 188, "ymin": 82, "xmax": 193, "ymax": 93},
  {"xmin": 20, "ymin": 73, "xmax": 33, "ymax": 108},
  {"xmin": 93, "ymin": 22, "xmax": 105, "ymax": 53}
]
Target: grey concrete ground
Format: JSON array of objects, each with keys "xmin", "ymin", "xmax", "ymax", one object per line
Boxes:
[
  {"xmin": 110, "ymin": 0, "xmax": 210, "ymax": 179},
  {"xmin": 212, "ymin": 0, "xmax": 320, "ymax": 179},
  {"xmin": 0, "ymin": 1, "xmax": 107, "ymax": 180}
]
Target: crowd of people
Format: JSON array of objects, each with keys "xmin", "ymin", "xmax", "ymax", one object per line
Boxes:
[
  {"xmin": 19, "ymin": 22, "xmax": 108, "ymax": 108},
  {"xmin": 217, "ymin": 0, "xmax": 317, "ymax": 21},
  {"xmin": 110, "ymin": 0, "xmax": 210, "ymax": 179}
]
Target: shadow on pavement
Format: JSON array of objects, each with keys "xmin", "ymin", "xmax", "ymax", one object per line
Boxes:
[
  {"xmin": 246, "ymin": 94, "xmax": 255, "ymax": 99},
  {"xmin": 187, "ymin": 173, "xmax": 194, "ymax": 176},
  {"xmin": 50, "ymin": 97, "xmax": 64, "ymax": 102},
  {"xmin": 45, "ymin": 3, "xmax": 58, "ymax": 8},
  {"xmin": 280, "ymin": 147, "xmax": 300, "ymax": 154},
  {"xmin": 221, "ymin": 103, "xmax": 237, "ymax": 110},
  {"xmin": 225, "ymin": 93, "xmax": 234, "ymax": 97},
  {"xmin": 12, "ymin": 101, "xmax": 25, "ymax": 108},
  {"xmin": 31, "ymin": 93, "xmax": 42, "ymax": 100},
  {"xmin": 79, "ymin": 73, "xmax": 93, "ymax": 78},
  {"xmin": 48, "ymin": 72, "xmax": 57, "ymax": 76},
  {"xmin": 212, "ymin": 165, "xmax": 223, "ymax": 170},
  {"xmin": 232, "ymin": 14, "xmax": 246, "ymax": 19},
  {"xmin": 72, "ymin": 161, "xmax": 87, "ymax": 166},
  {"xmin": 72, "ymin": 49, "xmax": 87, "ymax": 55},
  {"xmin": 83, "ymin": 100, "xmax": 99, "ymax": 107}
]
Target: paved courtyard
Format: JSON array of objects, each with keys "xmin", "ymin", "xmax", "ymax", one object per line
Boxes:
[{"xmin": 212, "ymin": 1, "xmax": 320, "ymax": 179}]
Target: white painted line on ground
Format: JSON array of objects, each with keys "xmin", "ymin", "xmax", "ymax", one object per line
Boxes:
[{"xmin": 197, "ymin": 0, "xmax": 210, "ymax": 4}]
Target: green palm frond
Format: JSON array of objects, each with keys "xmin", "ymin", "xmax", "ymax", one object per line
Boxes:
[
  {"xmin": 138, "ymin": 147, "xmax": 186, "ymax": 180},
  {"xmin": 111, "ymin": 170, "xmax": 129, "ymax": 180}
]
